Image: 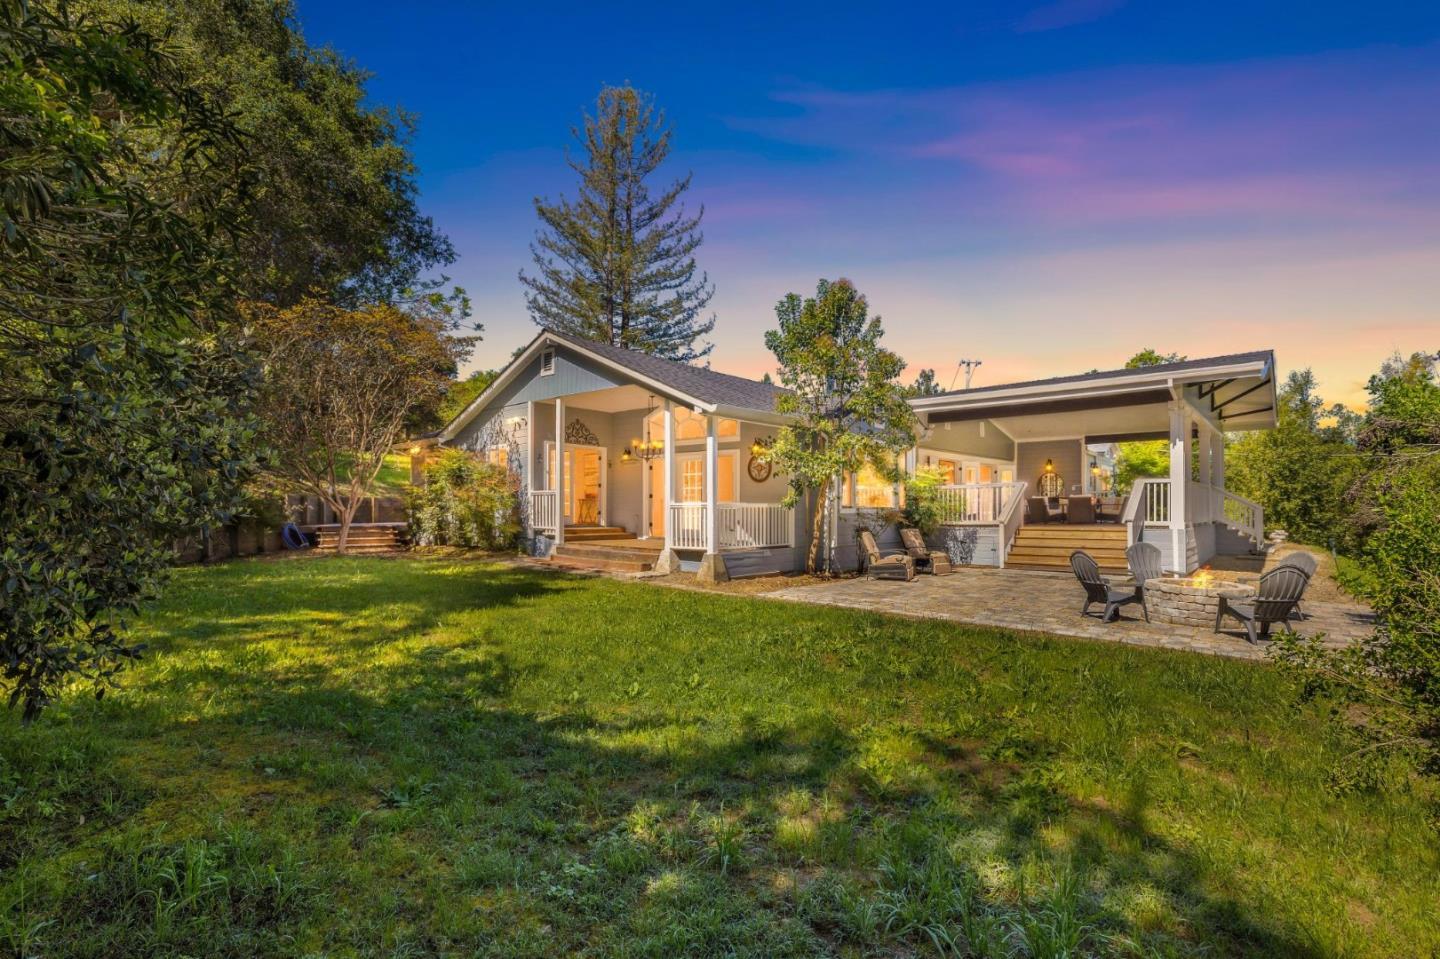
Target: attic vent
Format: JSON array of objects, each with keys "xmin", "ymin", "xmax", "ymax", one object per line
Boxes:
[{"xmin": 540, "ymin": 348, "xmax": 556, "ymax": 376}]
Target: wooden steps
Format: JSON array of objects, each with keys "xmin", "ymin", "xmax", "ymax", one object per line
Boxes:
[
  {"xmin": 561, "ymin": 525, "xmax": 636, "ymax": 543},
  {"xmin": 548, "ymin": 527, "xmax": 656, "ymax": 572},
  {"xmin": 312, "ymin": 524, "xmax": 406, "ymax": 554},
  {"xmin": 1007, "ymin": 524, "xmax": 1128, "ymax": 573}
]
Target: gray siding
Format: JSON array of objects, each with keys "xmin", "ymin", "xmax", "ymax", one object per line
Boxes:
[{"xmin": 1017, "ymin": 439, "xmax": 1084, "ymax": 496}]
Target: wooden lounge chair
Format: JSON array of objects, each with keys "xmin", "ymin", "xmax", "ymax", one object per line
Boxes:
[
  {"xmin": 1124, "ymin": 541, "xmax": 1163, "ymax": 623},
  {"xmin": 1070, "ymin": 550, "xmax": 1141, "ymax": 622},
  {"xmin": 1066, "ymin": 496, "xmax": 1096, "ymax": 524},
  {"xmin": 1214, "ymin": 565, "xmax": 1310, "ymax": 644},
  {"xmin": 899, "ymin": 527, "xmax": 951, "ymax": 575},
  {"xmin": 858, "ymin": 529, "xmax": 915, "ymax": 581},
  {"xmin": 1275, "ymin": 552, "xmax": 1318, "ymax": 619}
]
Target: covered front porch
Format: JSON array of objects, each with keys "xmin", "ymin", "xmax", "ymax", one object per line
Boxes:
[{"xmin": 520, "ymin": 384, "xmax": 799, "ymax": 565}]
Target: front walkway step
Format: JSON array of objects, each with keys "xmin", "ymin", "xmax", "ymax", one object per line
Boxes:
[{"xmin": 552, "ymin": 543, "xmax": 659, "ymax": 566}]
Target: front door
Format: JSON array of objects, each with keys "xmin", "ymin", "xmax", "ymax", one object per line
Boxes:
[
  {"xmin": 547, "ymin": 443, "xmax": 606, "ymax": 525},
  {"xmin": 648, "ymin": 458, "xmax": 664, "ymax": 537}
]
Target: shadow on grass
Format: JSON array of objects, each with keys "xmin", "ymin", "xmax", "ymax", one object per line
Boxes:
[{"xmin": 2, "ymin": 560, "xmax": 1334, "ymax": 957}]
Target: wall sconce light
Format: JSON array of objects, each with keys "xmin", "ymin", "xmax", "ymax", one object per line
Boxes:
[
  {"xmin": 750, "ymin": 435, "xmax": 774, "ymax": 457},
  {"xmin": 1043, "ymin": 459, "xmax": 1054, "ymax": 473}
]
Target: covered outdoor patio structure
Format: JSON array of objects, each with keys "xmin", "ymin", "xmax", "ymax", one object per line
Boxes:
[{"xmin": 909, "ymin": 351, "xmax": 1277, "ymax": 573}]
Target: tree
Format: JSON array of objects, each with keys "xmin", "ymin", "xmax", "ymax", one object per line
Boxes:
[
  {"xmin": 906, "ymin": 368, "xmax": 942, "ymax": 397},
  {"xmin": 1, "ymin": 0, "xmax": 259, "ymax": 718},
  {"xmin": 763, "ymin": 279, "xmax": 917, "ymax": 574},
  {"xmin": 1113, "ymin": 349, "xmax": 1187, "ymax": 492},
  {"xmin": 248, "ymin": 299, "xmax": 473, "ymax": 552},
  {"xmin": 78, "ymin": 0, "xmax": 461, "ymax": 311},
  {"xmin": 1274, "ymin": 352, "xmax": 1440, "ymax": 784},
  {"xmin": 520, "ymin": 85, "xmax": 715, "ymax": 361},
  {"xmin": 436, "ymin": 369, "xmax": 500, "ymax": 428},
  {"xmin": 1226, "ymin": 369, "xmax": 1359, "ymax": 547}
]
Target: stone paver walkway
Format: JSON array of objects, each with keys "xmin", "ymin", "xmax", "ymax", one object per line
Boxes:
[{"xmin": 765, "ymin": 567, "xmax": 1375, "ymax": 661}]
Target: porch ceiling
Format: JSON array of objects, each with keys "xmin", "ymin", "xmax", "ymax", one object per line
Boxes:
[
  {"xmin": 542, "ymin": 384, "xmax": 658, "ymax": 414},
  {"xmin": 987, "ymin": 400, "xmax": 1170, "ymax": 441}
]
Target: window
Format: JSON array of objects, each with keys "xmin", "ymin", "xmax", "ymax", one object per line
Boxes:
[
  {"xmin": 937, "ymin": 459, "xmax": 957, "ymax": 484},
  {"xmin": 646, "ymin": 407, "xmax": 738, "ymax": 442},
  {"xmin": 539, "ymin": 349, "xmax": 556, "ymax": 376},
  {"xmin": 842, "ymin": 463, "xmax": 894, "ymax": 509},
  {"xmin": 486, "ymin": 447, "xmax": 509, "ymax": 469}
]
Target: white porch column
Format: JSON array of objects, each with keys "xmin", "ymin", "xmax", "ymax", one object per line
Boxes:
[
  {"xmin": 1213, "ymin": 430, "xmax": 1227, "ymax": 492},
  {"xmin": 1197, "ymin": 425, "xmax": 1213, "ymax": 523},
  {"xmin": 554, "ymin": 398, "xmax": 565, "ymax": 546},
  {"xmin": 704, "ymin": 413, "xmax": 719, "ymax": 552},
  {"xmin": 525, "ymin": 400, "xmax": 536, "ymax": 494},
  {"xmin": 1167, "ymin": 402, "xmax": 1189, "ymax": 572},
  {"xmin": 662, "ymin": 400, "xmax": 675, "ymax": 551}
]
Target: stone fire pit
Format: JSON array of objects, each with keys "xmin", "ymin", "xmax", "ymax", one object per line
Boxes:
[{"xmin": 1145, "ymin": 576, "xmax": 1256, "ymax": 628}]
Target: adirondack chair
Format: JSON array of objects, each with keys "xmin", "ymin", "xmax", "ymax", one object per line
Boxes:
[
  {"xmin": 1124, "ymin": 542, "xmax": 1163, "ymax": 623},
  {"xmin": 899, "ymin": 527, "xmax": 952, "ymax": 575},
  {"xmin": 858, "ymin": 529, "xmax": 915, "ymax": 581},
  {"xmin": 1214, "ymin": 565, "xmax": 1311, "ymax": 644},
  {"xmin": 1070, "ymin": 550, "xmax": 1141, "ymax": 622},
  {"xmin": 1275, "ymin": 551, "xmax": 1319, "ymax": 619}
]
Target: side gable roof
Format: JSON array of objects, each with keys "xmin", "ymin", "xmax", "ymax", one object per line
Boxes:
[{"xmin": 439, "ymin": 329, "xmax": 787, "ymax": 441}]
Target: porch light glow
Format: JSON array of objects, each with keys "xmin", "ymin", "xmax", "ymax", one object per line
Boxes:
[
  {"xmin": 1044, "ymin": 459, "xmax": 1054, "ymax": 472},
  {"xmin": 627, "ymin": 394, "xmax": 664, "ymax": 462}
]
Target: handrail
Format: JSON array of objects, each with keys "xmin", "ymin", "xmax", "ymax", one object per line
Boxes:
[
  {"xmin": 935, "ymin": 482, "xmax": 1027, "ymax": 525},
  {"xmin": 996, "ymin": 480, "xmax": 1028, "ymax": 568},
  {"xmin": 1220, "ymin": 488, "xmax": 1265, "ymax": 546}
]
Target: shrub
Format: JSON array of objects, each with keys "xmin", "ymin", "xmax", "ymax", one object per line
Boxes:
[
  {"xmin": 901, "ymin": 466, "xmax": 946, "ymax": 534},
  {"xmin": 407, "ymin": 450, "xmax": 521, "ymax": 549}
]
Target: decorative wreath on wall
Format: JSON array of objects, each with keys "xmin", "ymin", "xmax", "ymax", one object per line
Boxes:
[{"xmin": 564, "ymin": 418, "xmax": 600, "ymax": 446}]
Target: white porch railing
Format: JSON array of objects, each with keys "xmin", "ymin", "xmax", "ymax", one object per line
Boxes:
[
  {"xmin": 717, "ymin": 503, "xmax": 793, "ymax": 549},
  {"xmin": 668, "ymin": 502, "xmax": 709, "ymax": 550},
  {"xmin": 996, "ymin": 480, "xmax": 1029, "ymax": 568},
  {"xmin": 1220, "ymin": 489, "xmax": 1264, "ymax": 546},
  {"xmin": 1120, "ymin": 478, "xmax": 1265, "ymax": 548},
  {"xmin": 668, "ymin": 502, "xmax": 794, "ymax": 551},
  {"xmin": 529, "ymin": 489, "xmax": 559, "ymax": 533},
  {"xmin": 935, "ymin": 482, "xmax": 1027, "ymax": 525}
]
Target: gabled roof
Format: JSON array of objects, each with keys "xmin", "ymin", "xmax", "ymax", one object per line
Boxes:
[
  {"xmin": 543, "ymin": 329, "xmax": 785, "ymax": 413},
  {"xmin": 439, "ymin": 329, "xmax": 787, "ymax": 441}
]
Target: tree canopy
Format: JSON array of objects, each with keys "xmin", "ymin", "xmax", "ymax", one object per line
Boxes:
[
  {"xmin": 520, "ymin": 85, "xmax": 715, "ymax": 361},
  {"xmin": 78, "ymin": 0, "xmax": 460, "ymax": 310},
  {"xmin": 247, "ymin": 299, "xmax": 474, "ymax": 552},
  {"xmin": 764, "ymin": 279, "xmax": 916, "ymax": 574},
  {"xmin": 1, "ymin": 0, "xmax": 258, "ymax": 718}
]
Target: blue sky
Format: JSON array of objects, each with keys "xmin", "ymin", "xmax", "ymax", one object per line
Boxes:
[{"xmin": 295, "ymin": 1, "xmax": 1440, "ymax": 404}]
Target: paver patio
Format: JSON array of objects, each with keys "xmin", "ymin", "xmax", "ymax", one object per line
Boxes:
[{"xmin": 764, "ymin": 566, "xmax": 1375, "ymax": 661}]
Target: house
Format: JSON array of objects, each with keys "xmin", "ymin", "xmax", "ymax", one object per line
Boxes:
[{"xmin": 438, "ymin": 329, "xmax": 1275, "ymax": 579}]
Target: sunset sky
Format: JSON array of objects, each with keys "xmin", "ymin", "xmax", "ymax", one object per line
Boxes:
[{"xmin": 297, "ymin": 1, "xmax": 1439, "ymax": 407}]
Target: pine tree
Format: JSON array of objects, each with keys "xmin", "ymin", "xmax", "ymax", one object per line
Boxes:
[{"xmin": 520, "ymin": 86, "xmax": 715, "ymax": 361}]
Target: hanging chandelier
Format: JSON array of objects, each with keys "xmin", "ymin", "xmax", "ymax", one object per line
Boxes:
[{"xmin": 622, "ymin": 394, "xmax": 665, "ymax": 462}]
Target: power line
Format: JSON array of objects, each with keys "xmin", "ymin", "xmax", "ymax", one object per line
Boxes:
[{"xmin": 950, "ymin": 359, "xmax": 983, "ymax": 391}]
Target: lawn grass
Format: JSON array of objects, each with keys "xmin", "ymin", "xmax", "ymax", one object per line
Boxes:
[{"xmin": 2, "ymin": 557, "xmax": 1435, "ymax": 957}]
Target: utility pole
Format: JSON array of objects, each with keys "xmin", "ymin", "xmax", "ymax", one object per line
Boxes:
[{"xmin": 951, "ymin": 359, "xmax": 983, "ymax": 391}]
